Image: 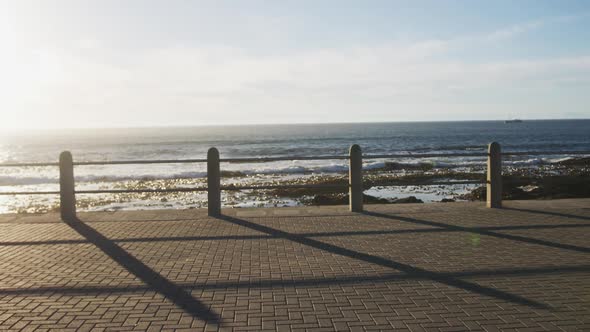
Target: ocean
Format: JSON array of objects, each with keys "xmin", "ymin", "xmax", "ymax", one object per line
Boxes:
[{"xmin": 1, "ymin": 120, "xmax": 589, "ymax": 213}]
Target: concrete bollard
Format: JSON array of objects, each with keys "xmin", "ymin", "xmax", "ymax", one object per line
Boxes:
[
  {"xmin": 59, "ymin": 151, "xmax": 76, "ymax": 220},
  {"xmin": 487, "ymin": 142, "xmax": 502, "ymax": 208},
  {"xmin": 349, "ymin": 144, "xmax": 363, "ymax": 212},
  {"xmin": 207, "ymin": 147, "xmax": 221, "ymax": 216}
]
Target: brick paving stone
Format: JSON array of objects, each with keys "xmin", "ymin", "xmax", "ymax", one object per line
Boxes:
[{"xmin": 0, "ymin": 199, "xmax": 589, "ymax": 331}]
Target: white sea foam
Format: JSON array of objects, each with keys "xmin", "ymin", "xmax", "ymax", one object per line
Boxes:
[
  {"xmin": 1, "ymin": 121, "xmax": 588, "ymax": 213},
  {"xmin": 1, "ymin": 155, "xmax": 586, "ymax": 187}
]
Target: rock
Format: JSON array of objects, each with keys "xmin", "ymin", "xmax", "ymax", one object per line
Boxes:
[
  {"xmin": 220, "ymin": 170, "xmax": 246, "ymax": 177},
  {"xmin": 311, "ymin": 194, "xmax": 392, "ymax": 205},
  {"xmin": 311, "ymin": 194, "xmax": 348, "ymax": 205},
  {"xmin": 504, "ymin": 187, "xmax": 534, "ymax": 200},
  {"xmin": 392, "ymin": 196, "xmax": 423, "ymax": 204},
  {"xmin": 553, "ymin": 157, "xmax": 590, "ymax": 167},
  {"xmin": 459, "ymin": 186, "xmax": 486, "ymax": 201},
  {"xmin": 440, "ymin": 198, "xmax": 455, "ymax": 203},
  {"xmin": 461, "ymin": 174, "xmax": 590, "ymax": 201},
  {"xmin": 362, "ymin": 194, "xmax": 390, "ymax": 204}
]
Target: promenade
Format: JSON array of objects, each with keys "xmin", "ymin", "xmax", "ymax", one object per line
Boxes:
[{"xmin": 0, "ymin": 199, "xmax": 589, "ymax": 331}]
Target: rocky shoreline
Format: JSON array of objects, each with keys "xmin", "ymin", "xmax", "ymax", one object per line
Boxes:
[
  {"xmin": 276, "ymin": 157, "xmax": 590, "ymax": 205},
  {"xmin": 459, "ymin": 157, "xmax": 590, "ymax": 201},
  {"xmin": 4, "ymin": 157, "xmax": 589, "ymax": 213}
]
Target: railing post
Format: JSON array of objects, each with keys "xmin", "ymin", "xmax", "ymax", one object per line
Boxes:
[
  {"xmin": 59, "ymin": 151, "xmax": 76, "ymax": 220},
  {"xmin": 487, "ymin": 142, "xmax": 502, "ymax": 208},
  {"xmin": 349, "ymin": 144, "xmax": 363, "ymax": 212},
  {"xmin": 207, "ymin": 147, "xmax": 221, "ymax": 216}
]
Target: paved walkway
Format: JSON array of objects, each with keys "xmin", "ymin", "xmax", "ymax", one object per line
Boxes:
[{"xmin": 0, "ymin": 199, "xmax": 589, "ymax": 331}]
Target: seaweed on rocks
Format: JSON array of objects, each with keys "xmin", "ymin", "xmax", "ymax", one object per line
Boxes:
[
  {"xmin": 308, "ymin": 193, "xmax": 415, "ymax": 206},
  {"xmin": 7, "ymin": 156, "xmax": 589, "ymax": 213},
  {"xmin": 460, "ymin": 174, "xmax": 590, "ymax": 201},
  {"xmin": 554, "ymin": 157, "xmax": 590, "ymax": 167},
  {"xmin": 364, "ymin": 171, "xmax": 484, "ymax": 187},
  {"xmin": 220, "ymin": 170, "xmax": 247, "ymax": 177},
  {"xmin": 391, "ymin": 196, "xmax": 424, "ymax": 204}
]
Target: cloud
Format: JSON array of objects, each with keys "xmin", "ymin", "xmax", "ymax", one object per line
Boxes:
[
  {"xmin": 1, "ymin": 14, "xmax": 590, "ymax": 128},
  {"xmin": 485, "ymin": 20, "xmax": 544, "ymax": 41},
  {"xmin": 484, "ymin": 12, "xmax": 590, "ymax": 41}
]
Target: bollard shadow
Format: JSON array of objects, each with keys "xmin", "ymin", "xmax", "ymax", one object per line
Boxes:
[
  {"xmin": 2, "ymin": 222, "xmax": 589, "ymax": 247},
  {"xmin": 1, "ymin": 264, "xmax": 589, "ymax": 296},
  {"xmin": 363, "ymin": 211, "xmax": 590, "ymax": 254},
  {"xmin": 215, "ymin": 215, "xmax": 549, "ymax": 309},
  {"xmin": 61, "ymin": 215, "xmax": 221, "ymax": 326},
  {"xmin": 502, "ymin": 207, "xmax": 590, "ymax": 222}
]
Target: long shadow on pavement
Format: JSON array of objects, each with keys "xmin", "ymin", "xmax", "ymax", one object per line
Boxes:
[
  {"xmin": 4, "ymin": 222, "xmax": 589, "ymax": 247},
  {"xmin": 364, "ymin": 211, "xmax": 590, "ymax": 254},
  {"xmin": 2, "ymin": 264, "xmax": 588, "ymax": 296},
  {"xmin": 62, "ymin": 216, "xmax": 222, "ymax": 326},
  {"xmin": 215, "ymin": 215, "xmax": 549, "ymax": 309},
  {"xmin": 502, "ymin": 207, "xmax": 590, "ymax": 222}
]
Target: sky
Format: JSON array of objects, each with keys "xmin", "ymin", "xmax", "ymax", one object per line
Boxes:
[{"xmin": 0, "ymin": 0, "xmax": 589, "ymax": 129}]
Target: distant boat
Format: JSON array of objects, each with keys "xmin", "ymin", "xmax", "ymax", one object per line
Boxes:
[{"xmin": 505, "ymin": 119, "xmax": 523, "ymax": 123}]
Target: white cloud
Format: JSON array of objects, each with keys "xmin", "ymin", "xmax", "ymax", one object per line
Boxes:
[
  {"xmin": 484, "ymin": 12, "xmax": 590, "ymax": 41},
  {"xmin": 1, "ymin": 14, "xmax": 590, "ymax": 128},
  {"xmin": 485, "ymin": 20, "xmax": 544, "ymax": 41}
]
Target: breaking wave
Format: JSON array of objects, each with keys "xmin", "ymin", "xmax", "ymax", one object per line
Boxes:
[{"xmin": 1, "ymin": 156, "xmax": 584, "ymax": 186}]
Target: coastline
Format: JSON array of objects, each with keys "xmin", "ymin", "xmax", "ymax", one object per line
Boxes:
[{"xmin": 2, "ymin": 156, "xmax": 588, "ymax": 214}]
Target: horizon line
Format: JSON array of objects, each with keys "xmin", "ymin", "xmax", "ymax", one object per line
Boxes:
[{"xmin": 2, "ymin": 117, "xmax": 589, "ymax": 132}]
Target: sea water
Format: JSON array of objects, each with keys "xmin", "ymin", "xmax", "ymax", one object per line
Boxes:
[{"xmin": 1, "ymin": 120, "xmax": 588, "ymax": 212}]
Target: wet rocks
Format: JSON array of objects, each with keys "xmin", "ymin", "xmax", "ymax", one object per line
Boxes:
[
  {"xmin": 460, "ymin": 186, "xmax": 486, "ymax": 201},
  {"xmin": 460, "ymin": 174, "xmax": 590, "ymax": 201},
  {"xmin": 311, "ymin": 194, "xmax": 347, "ymax": 205},
  {"xmin": 554, "ymin": 157, "xmax": 590, "ymax": 167},
  {"xmin": 311, "ymin": 194, "xmax": 396, "ymax": 205},
  {"xmin": 391, "ymin": 196, "xmax": 424, "ymax": 204}
]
